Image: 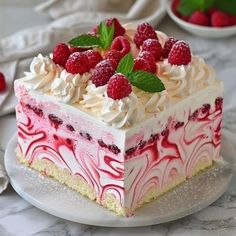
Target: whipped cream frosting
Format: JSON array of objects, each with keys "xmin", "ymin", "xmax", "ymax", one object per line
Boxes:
[
  {"xmin": 156, "ymin": 56, "xmax": 216, "ymax": 101},
  {"xmin": 23, "ymin": 54, "xmax": 61, "ymax": 92},
  {"xmin": 133, "ymin": 87, "xmax": 169, "ymax": 113},
  {"xmin": 81, "ymin": 82, "xmax": 145, "ymax": 128},
  {"xmin": 100, "ymin": 92, "xmax": 145, "ymax": 129},
  {"xmin": 51, "ymin": 69, "xmax": 90, "ymax": 104},
  {"xmin": 80, "ymin": 82, "xmax": 107, "ymax": 114}
]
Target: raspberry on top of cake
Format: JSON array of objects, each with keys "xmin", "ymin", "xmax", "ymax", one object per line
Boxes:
[
  {"xmin": 19, "ymin": 18, "xmax": 217, "ymax": 129},
  {"xmin": 18, "ymin": 19, "xmax": 215, "ymax": 128}
]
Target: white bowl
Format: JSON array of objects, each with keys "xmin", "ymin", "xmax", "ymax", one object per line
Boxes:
[{"xmin": 167, "ymin": 1, "xmax": 236, "ymax": 38}]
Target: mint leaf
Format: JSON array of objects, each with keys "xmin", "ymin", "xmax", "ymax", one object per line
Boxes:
[
  {"xmin": 98, "ymin": 21, "xmax": 114, "ymax": 50},
  {"xmin": 117, "ymin": 53, "xmax": 134, "ymax": 76},
  {"xmin": 117, "ymin": 53, "xmax": 165, "ymax": 93},
  {"xmin": 68, "ymin": 20, "xmax": 114, "ymax": 50},
  {"xmin": 69, "ymin": 34, "xmax": 101, "ymax": 48},
  {"xmin": 199, "ymin": 0, "xmax": 214, "ymax": 11},
  {"xmin": 128, "ymin": 71, "xmax": 165, "ymax": 93},
  {"xmin": 177, "ymin": 0, "xmax": 214, "ymax": 16},
  {"xmin": 215, "ymin": 0, "xmax": 236, "ymax": 15},
  {"xmin": 177, "ymin": 0, "xmax": 199, "ymax": 16},
  {"xmin": 107, "ymin": 23, "xmax": 115, "ymax": 49},
  {"xmin": 98, "ymin": 21, "xmax": 107, "ymax": 48}
]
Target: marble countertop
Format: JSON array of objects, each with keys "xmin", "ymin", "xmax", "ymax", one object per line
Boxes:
[{"xmin": 1, "ymin": 2, "xmax": 236, "ymax": 236}]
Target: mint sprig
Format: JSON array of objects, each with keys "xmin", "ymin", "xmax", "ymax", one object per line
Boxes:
[
  {"xmin": 128, "ymin": 71, "xmax": 165, "ymax": 93},
  {"xmin": 116, "ymin": 53, "xmax": 134, "ymax": 76},
  {"xmin": 117, "ymin": 53, "xmax": 165, "ymax": 93},
  {"xmin": 215, "ymin": 0, "xmax": 236, "ymax": 15},
  {"xmin": 98, "ymin": 21, "xmax": 114, "ymax": 50},
  {"xmin": 68, "ymin": 21, "xmax": 114, "ymax": 50},
  {"xmin": 68, "ymin": 35, "xmax": 101, "ymax": 48}
]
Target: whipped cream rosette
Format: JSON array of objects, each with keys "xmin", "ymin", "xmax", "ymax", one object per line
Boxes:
[
  {"xmin": 133, "ymin": 87, "xmax": 169, "ymax": 113},
  {"xmin": 157, "ymin": 55, "xmax": 216, "ymax": 101},
  {"xmin": 51, "ymin": 69, "xmax": 90, "ymax": 104},
  {"xmin": 23, "ymin": 54, "xmax": 61, "ymax": 92},
  {"xmin": 80, "ymin": 82, "xmax": 107, "ymax": 114},
  {"xmin": 100, "ymin": 91, "xmax": 145, "ymax": 128}
]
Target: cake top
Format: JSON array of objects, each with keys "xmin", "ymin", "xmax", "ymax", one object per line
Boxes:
[{"xmin": 20, "ymin": 18, "xmax": 217, "ymax": 129}]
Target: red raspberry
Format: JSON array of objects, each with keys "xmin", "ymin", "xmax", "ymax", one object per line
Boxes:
[
  {"xmin": 91, "ymin": 65, "xmax": 115, "ymax": 87},
  {"xmin": 172, "ymin": 0, "xmax": 181, "ymax": 17},
  {"xmin": 106, "ymin": 18, "xmax": 126, "ymax": 38},
  {"xmin": 142, "ymin": 39, "xmax": 163, "ymax": 61},
  {"xmin": 0, "ymin": 72, "xmax": 7, "ymax": 92},
  {"xmin": 163, "ymin": 37, "xmax": 179, "ymax": 58},
  {"xmin": 69, "ymin": 47, "xmax": 88, "ymax": 54},
  {"xmin": 181, "ymin": 15, "xmax": 190, "ymax": 21},
  {"xmin": 52, "ymin": 43, "xmax": 71, "ymax": 67},
  {"xmin": 134, "ymin": 58, "xmax": 151, "ymax": 72},
  {"xmin": 134, "ymin": 33, "xmax": 149, "ymax": 49},
  {"xmin": 110, "ymin": 36, "xmax": 131, "ymax": 57},
  {"xmin": 207, "ymin": 7, "xmax": 218, "ymax": 16},
  {"xmin": 93, "ymin": 18, "xmax": 125, "ymax": 38},
  {"xmin": 106, "ymin": 59, "xmax": 118, "ymax": 70},
  {"xmin": 168, "ymin": 40, "xmax": 191, "ymax": 66},
  {"xmin": 211, "ymin": 11, "xmax": 231, "ymax": 27},
  {"xmin": 138, "ymin": 51, "xmax": 157, "ymax": 73},
  {"xmin": 230, "ymin": 15, "xmax": 236, "ymax": 26},
  {"xmin": 137, "ymin": 23, "xmax": 157, "ymax": 36},
  {"xmin": 189, "ymin": 11, "xmax": 210, "ymax": 26},
  {"xmin": 83, "ymin": 50, "xmax": 102, "ymax": 69},
  {"xmin": 107, "ymin": 73, "xmax": 132, "ymax": 100},
  {"xmin": 48, "ymin": 114, "xmax": 63, "ymax": 128},
  {"xmin": 105, "ymin": 50, "xmax": 122, "ymax": 64},
  {"xmin": 134, "ymin": 23, "xmax": 158, "ymax": 48},
  {"xmin": 95, "ymin": 59, "xmax": 118, "ymax": 70},
  {"xmin": 65, "ymin": 52, "xmax": 90, "ymax": 74}
]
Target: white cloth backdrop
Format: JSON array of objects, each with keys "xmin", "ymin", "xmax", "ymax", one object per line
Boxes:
[{"xmin": 0, "ymin": 0, "xmax": 235, "ymax": 193}]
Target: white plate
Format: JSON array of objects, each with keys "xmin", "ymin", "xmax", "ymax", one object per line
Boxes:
[
  {"xmin": 5, "ymin": 133, "xmax": 235, "ymax": 227},
  {"xmin": 167, "ymin": 1, "xmax": 236, "ymax": 38}
]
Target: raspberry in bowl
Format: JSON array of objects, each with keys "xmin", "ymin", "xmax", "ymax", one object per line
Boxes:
[{"xmin": 167, "ymin": 0, "xmax": 236, "ymax": 38}]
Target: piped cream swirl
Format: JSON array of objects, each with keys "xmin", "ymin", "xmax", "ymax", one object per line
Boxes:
[
  {"xmin": 100, "ymin": 92, "xmax": 145, "ymax": 129},
  {"xmin": 80, "ymin": 82, "xmax": 107, "ymax": 115},
  {"xmin": 51, "ymin": 69, "xmax": 90, "ymax": 104},
  {"xmin": 23, "ymin": 54, "xmax": 60, "ymax": 92},
  {"xmin": 133, "ymin": 87, "xmax": 169, "ymax": 113},
  {"xmin": 81, "ymin": 82, "xmax": 145, "ymax": 128},
  {"xmin": 156, "ymin": 56, "xmax": 216, "ymax": 100}
]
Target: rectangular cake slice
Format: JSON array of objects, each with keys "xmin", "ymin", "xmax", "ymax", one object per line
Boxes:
[{"xmin": 14, "ymin": 20, "xmax": 223, "ymax": 216}]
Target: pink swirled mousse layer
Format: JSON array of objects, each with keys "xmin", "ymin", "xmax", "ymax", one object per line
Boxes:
[{"xmin": 14, "ymin": 19, "xmax": 223, "ymax": 217}]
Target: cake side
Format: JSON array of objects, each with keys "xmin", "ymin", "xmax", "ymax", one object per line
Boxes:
[
  {"xmin": 123, "ymin": 83, "xmax": 223, "ymax": 212},
  {"xmin": 15, "ymin": 81, "xmax": 128, "ymax": 215},
  {"xmin": 15, "ymin": 79, "xmax": 223, "ymax": 216}
]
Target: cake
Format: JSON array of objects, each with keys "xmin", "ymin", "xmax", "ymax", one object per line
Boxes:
[{"xmin": 14, "ymin": 18, "xmax": 223, "ymax": 217}]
